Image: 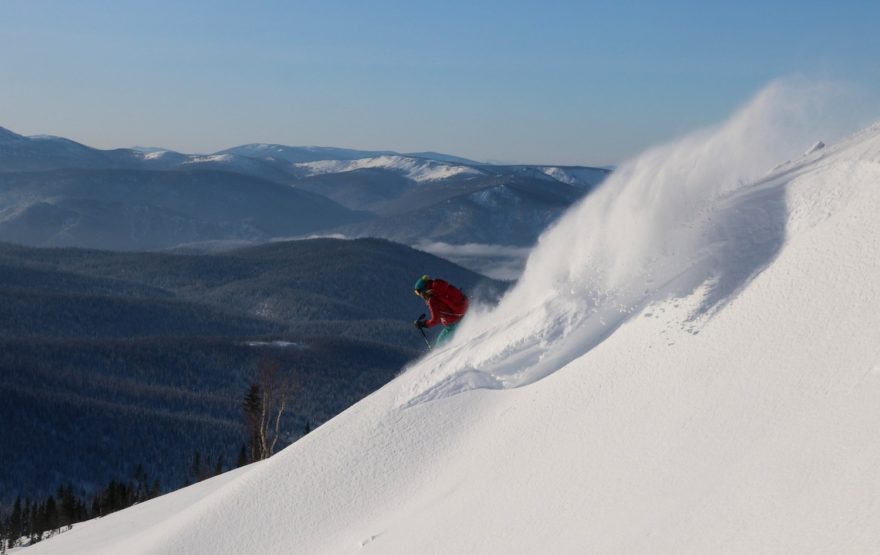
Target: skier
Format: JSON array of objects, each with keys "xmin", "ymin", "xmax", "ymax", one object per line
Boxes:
[{"xmin": 413, "ymin": 274, "xmax": 469, "ymax": 347}]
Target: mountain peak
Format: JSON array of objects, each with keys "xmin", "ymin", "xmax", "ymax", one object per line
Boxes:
[{"xmin": 0, "ymin": 126, "xmax": 25, "ymax": 142}]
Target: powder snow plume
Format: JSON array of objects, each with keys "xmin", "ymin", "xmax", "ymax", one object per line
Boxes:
[{"xmin": 400, "ymin": 79, "xmax": 855, "ymax": 405}]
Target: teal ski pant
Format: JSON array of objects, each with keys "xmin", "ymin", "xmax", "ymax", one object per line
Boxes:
[{"xmin": 436, "ymin": 322, "xmax": 459, "ymax": 347}]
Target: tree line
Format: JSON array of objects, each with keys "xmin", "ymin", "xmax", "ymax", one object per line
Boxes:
[
  {"xmin": 0, "ymin": 465, "xmax": 158, "ymax": 552},
  {"xmin": 0, "ymin": 448, "xmax": 262, "ymax": 551},
  {"xmin": 0, "ymin": 359, "xmax": 310, "ymax": 552}
]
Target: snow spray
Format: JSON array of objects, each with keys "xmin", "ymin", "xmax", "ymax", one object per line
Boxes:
[{"xmin": 401, "ymin": 79, "xmax": 858, "ymax": 405}]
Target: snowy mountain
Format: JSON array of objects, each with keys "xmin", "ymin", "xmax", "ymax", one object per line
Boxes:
[
  {"xmin": 403, "ymin": 151, "xmax": 481, "ymax": 165},
  {"xmin": 331, "ymin": 175, "xmax": 588, "ymax": 247},
  {"xmin": 294, "ymin": 155, "xmax": 485, "ymax": 183},
  {"xmin": 0, "ymin": 129, "xmax": 291, "ymax": 182},
  {"xmin": 0, "ymin": 170, "xmax": 370, "ymax": 250},
  {"xmin": 0, "ymin": 127, "xmax": 142, "ymax": 171},
  {"xmin": 534, "ymin": 165, "xmax": 611, "ymax": 190},
  {"xmin": 26, "ymin": 85, "xmax": 880, "ymax": 553},
  {"xmin": 0, "ymin": 126, "xmax": 609, "ymax": 256},
  {"xmin": 217, "ymin": 143, "xmax": 400, "ymax": 164},
  {"xmin": 288, "ymin": 158, "xmax": 609, "ymax": 255},
  {"xmin": 220, "ymin": 143, "xmax": 485, "ymax": 166}
]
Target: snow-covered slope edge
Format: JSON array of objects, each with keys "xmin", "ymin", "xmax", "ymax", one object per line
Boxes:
[{"xmin": 27, "ymin": 83, "xmax": 880, "ymax": 554}]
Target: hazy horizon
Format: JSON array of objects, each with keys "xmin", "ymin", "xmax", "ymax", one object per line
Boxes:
[{"xmin": 2, "ymin": 0, "xmax": 880, "ymax": 165}]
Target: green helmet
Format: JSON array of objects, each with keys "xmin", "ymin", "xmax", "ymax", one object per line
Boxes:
[{"xmin": 413, "ymin": 274, "xmax": 431, "ymax": 293}]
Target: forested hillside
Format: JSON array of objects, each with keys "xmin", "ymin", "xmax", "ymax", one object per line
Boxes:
[
  {"xmin": 0, "ymin": 238, "xmax": 504, "ymax": 511},
  {"xmin": 0, "ymin": 169, "xmax": 371, "ymax": 250}
]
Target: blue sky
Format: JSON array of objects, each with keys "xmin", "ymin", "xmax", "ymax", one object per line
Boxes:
[{"xmin": 2, "ymin": 0, "xmax": 879, "ymax": 164}]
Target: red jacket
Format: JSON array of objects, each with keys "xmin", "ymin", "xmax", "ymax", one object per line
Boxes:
[{"xmin": 423, "ymin": 279, "xmax": 469, "ymax": 327}]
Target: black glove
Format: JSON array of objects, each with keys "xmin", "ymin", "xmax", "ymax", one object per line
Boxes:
[{"xmin": 414, "ymin": 317, "xmax": 428, "ymax": 329}]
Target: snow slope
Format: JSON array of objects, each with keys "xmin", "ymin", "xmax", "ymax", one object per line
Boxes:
[{"xmin": 27, "ymin": 82, "xmax": 880, "ymax": 554}]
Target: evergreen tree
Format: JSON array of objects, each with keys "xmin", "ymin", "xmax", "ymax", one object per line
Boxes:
[
  {"xmin": 57, "ymin": 484, "xmax": 78, "ymax": 529},
  {"xmin": 236, "ymin": 444, "xmax": 249, "ymax": 467},
  {"xmin": 29, "ymin": 497, "xmax": 42, "ymax": 543},
  {"xmin": 8, "ymin": 497, "xmax": 21, "ymax": 548},
  {"xmin": 133, "ymin": 464, "xmax": 149, "ymax": 501},
  {"xmin": 1, "ymin": 506, "xmax": 8, "ymax": 553},
  {"xmin": 243, "ymin": 383, "xmax": 264, "ymax": 461},
  {"xmin": 149, "ymin": 478, "xmax": 162, "ymax": 499},
  {"xmin": 191, "ymin": 450, "xmax": 213, "ymax": 482},
  {"xmin": 23, "ymin": 499, "xmax": 33, "ymax": 544},
  {"xmin": 44, "ymin": 495, "xmax": 59, "ymax": 535},
  {"xmin": 214, "ymin": 453, "xmax": 225, "ymax": 477}
]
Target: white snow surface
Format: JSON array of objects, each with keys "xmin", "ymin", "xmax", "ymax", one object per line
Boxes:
[
  {"xmin": 295, "ymin": 155, "xmax": 484, "ymax": 182},
  {"xmin": 143, "ymin": 150, "xmax": 171, "ymax": 160},
  {"xmin": 182, "ymin": 154, "xmax": 235, "ymax": 164},
  {"xmin": 28, "ymin": 82, "xmax": 880, "ymax": 554}
]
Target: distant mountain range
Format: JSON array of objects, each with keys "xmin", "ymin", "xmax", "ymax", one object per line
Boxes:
[
  {"xmin": 0, "ymin": 126, "xmax": 610, "ymax": 258},
  {"xmin": 0, "ymin": 169, "xmax": 370, "ymax": 251}
]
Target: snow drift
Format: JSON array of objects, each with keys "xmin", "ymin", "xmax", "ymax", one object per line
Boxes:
[{"xmin": 27, "ymin": 81, "xmax": 880, "ymax": 554}]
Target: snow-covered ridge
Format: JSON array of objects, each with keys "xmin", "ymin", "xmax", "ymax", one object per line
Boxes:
[
  {"xmin": 537, "ymin": 165, "xmax": 608, "ymax": 189},
  {"xmin": 218, "ymin": 143, "xmax": 400, "ymax": 164},
  {"xmin": 182, "ymin": 154, "xmax": 236, "ymax": 164},
  {"xmin": 1, "ymin": 126, "xmax": 608, "ymax": 190},
  {"xmin": 295, "ymin": 155, "xmax": 485, "ymax": 182},
  {"xmin": 143, "ymin": 150, "xmax": 173, "ymax": 160}
]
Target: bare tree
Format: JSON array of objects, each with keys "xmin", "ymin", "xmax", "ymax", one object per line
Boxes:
[
  {"xmin": 242, "ymin": 358, "xmax": 298, "ymax": 462},
  {"xmin": 243, "ymin": 383, "xmax": 263, "ymax": 461}
]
